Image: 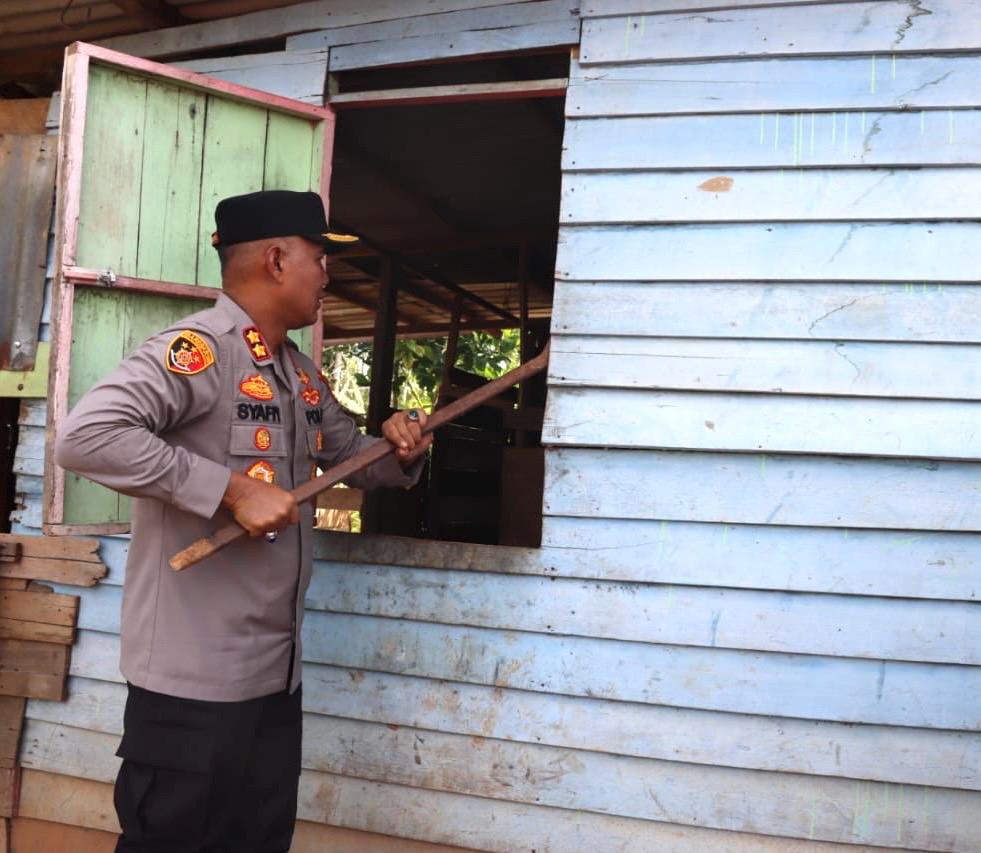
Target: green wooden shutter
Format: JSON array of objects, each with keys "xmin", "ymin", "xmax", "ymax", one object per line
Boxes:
[{"xmin": 45, "ymin": 43, "xmax": 333, "ymax": 533}]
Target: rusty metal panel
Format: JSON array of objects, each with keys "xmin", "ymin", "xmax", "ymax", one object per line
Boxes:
[{"xmin": 0, "ymin": 134, "xmax": 56, "ymax": 372}]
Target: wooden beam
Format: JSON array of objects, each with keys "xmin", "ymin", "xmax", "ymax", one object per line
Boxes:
[
  {"xmin": 331, "ymin": 227, "xmax": 557, "ymax": 259},
  {"xmin": 330, "ymin": 77, "xmax": 568, "ymax": 108},
  {"xmin": 110, "ymin": 0, "xmax": 182, "ymax": 29},
  {"xmin": 322, "ymin": 316, "xmax": 529, "ymax": 344},
  {"xmin": 366, "ymin": 255, "xmax": 398, "ymax": 437}
]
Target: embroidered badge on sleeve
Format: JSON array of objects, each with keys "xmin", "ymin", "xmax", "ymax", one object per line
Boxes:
[
  {"xmin": 246, "ymin": 460, "xmax": 276, "ymax": 484},
  {"xmin": 254, "ymin": 428, "xmax": 272, "ymax": 451},
  {"xmin": 243, "ymin": 327, "xmax": 272, "ymax": 363},
  {"xmin": 165, "ymin": 331, "xmax": 215, "ymax": 375},
  {"xmin": 240, "ymin": 374, "xmax": 274, "ymax": 401}
]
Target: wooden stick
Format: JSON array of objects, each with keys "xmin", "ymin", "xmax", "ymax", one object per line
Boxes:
[{"xmin": 170, "ymin": 343, "xmax": 550, "ymax": 571}]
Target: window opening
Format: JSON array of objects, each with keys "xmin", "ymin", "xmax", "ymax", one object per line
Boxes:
[{"xmin": 315, "ymin": 55, "xmax": 565, "ymax": 547}]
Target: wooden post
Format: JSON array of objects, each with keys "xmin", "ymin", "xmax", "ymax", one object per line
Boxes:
[
  {"xmin": 362, "ymin": 254, "xmax": 399, "ymax": 533},
  {"xmin": 516, "ymin": 243, "xmax": 532, "ymax": 447}
]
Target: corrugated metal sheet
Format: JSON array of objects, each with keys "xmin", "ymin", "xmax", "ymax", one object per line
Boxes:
[{"xmin": 0, "ymin": 134, "xmax": 56, "ymax": 371}]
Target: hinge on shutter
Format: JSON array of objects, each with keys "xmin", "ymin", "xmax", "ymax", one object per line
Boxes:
[{"xmin": 96, "ymin": 269, "xmax": 117, "ymax": 287}]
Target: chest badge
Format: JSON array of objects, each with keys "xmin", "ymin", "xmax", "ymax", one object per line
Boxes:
[
  {"xmin": 166, "ymin": 330, "xmax": 214, "ymax": 376},
  {"xmin": 240, "ymin": 374, "xmax": 273, "ymax": 401},
  {"xmin": 246, "ymin": 460, "xmax": 276, "ymax": 484},
  {"xmin": 301, "ymin": 387, "xmax": 321, "ymax": 406},
  {"xmin": 254, "ymin": 428, "xmax": 272, "ymax": 451},
  {"xmin": 243, "ymin": 327, "xmax": 272, "ymax": 363}
]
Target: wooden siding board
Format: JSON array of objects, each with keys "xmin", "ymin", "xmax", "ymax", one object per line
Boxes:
[
  {"xmin": 566, "ymin": 54, "xmax": 981, "ymax": 117},
  {"xmin": 135, "ymin": 82, "xmax": 206, "ymax": 284},
  {"xmin": 545, "ymin": 447, "xmax": 981, "ymax": 532},
  {"xmin": 195, "ymin": 96, "xmax": 268, "ymax": 287},
  {"xmin": 305, "ymin": 563, "xmax": 981, "ymax": 665},
  {"xmin": 579, "ymin": 2, "xmax": 981, "ymax": 65},
  {"xmin": 75, "ymin": 64, "xmax": 146, "ymax": 275},
  {"xmin": 551, "ymin": 282, "xmax": 981, "ymax": 342},
  {"xmin": 561, "ymin": 110, "xmax": 981, "ymax": 170},
  {"xmin": 67, "ymin": 623, "xmax": 981, "ymax": 729},
  {"xmin": 554, "ymin": 223, "xmax": 981, "ymax": 282},
  {"xmin": 173, "ymin": 50, "xmax": 328, "ymax": 105},
  {"xmin": 582, "ymin": 1, "xmax": 891, "ymax": 14},
  {"xmin": 263, "ymin": 112, "xmax": 317, "ymax": 191},
  {"xmin": 328, "ymin": 19, "xmax": 580, "ymax": 71},
  {"xmin": 544, "ymin": 387, "xmax": 981, "ymax": 461},
  {"xmin": 561, "ymin": 168, "xmax": 981, "ymax": 223},
  {"xmin": 548, "ymin": 335, "xmax": 981, "ymax": 400},
  {"xmin": 19, "ymin": 717, "xmax": 981, "ymax": 850},
  {"xmin": 26, "ymin": 673, "xmax": 981, "ymax": 791}
]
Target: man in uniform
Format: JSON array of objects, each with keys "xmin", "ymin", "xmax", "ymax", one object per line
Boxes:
[{"xmin": 56, "ymin": 190, "xmax": 431, "ymax": 852}]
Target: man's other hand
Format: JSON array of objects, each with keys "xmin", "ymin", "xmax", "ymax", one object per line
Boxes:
[{"xmin": 382, "ymin": 409, "xmax": 432, "ymax": 464}]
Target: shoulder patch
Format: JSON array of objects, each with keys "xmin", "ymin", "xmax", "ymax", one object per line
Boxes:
[
  {"xmin": 240, "ymin": 374, "xmax": 274, "ymax": 401},
  {"xmin": 246, "ymin": 460, "xmax": 276, "ymax": 484},
  {"xmin": 166, "ymin": 330, "xmax": 215, "ymax": 376},
  {"xmin": 243, "ymin": 326, "xmax": 272, "ymax": 363}
]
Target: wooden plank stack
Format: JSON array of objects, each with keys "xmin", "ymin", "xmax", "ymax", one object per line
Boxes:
[{"xmin": 0, "ymin": 534, "xmax": 105, "ymax": 847}]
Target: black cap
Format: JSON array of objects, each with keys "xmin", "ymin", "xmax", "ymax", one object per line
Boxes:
[{"xmin": 212, "ymin": 190, "xmax": 330, "ymax": 249}]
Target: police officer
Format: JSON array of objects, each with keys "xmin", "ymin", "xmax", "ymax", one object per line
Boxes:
[{"xmin": 55, "ymin": 190, "xmax": 431, "ymax": 852}]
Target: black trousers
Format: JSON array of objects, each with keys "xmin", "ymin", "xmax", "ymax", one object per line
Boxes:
[{"xmin": 114, "ymin": 683, "xmax": 302, "ymax": 853}]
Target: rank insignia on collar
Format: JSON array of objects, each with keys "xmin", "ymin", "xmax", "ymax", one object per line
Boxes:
[
  {"xmin": 240, "ymin": 374, "xmax": 273, "ymax": 401},
  {"xmin": 254, "ymin": 428, "xmax": 272, "ymax": 451},
  {"xmin": 243, "ymin": 326, "xmax": 272, "ymax": 363},
  {"xmin": 166, "ymin": 330, "xmax": 215, "ymax": 376},
  {"xmin": 246, "ymin": 460, "xmax": 275, "ymax": 484},
  {"xmin": 301, "ymin": 387, "xmax": 321, "ymax": 406}
]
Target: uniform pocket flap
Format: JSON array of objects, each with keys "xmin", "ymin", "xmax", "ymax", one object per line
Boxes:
[{"xmin": 230, "ymin": 423, "xmax": 288, "ymax": 457}]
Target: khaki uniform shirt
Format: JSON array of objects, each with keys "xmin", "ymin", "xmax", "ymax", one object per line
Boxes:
[{"xmin": 56, "ymin": 292, "xmax": 419, "ymax": 701}]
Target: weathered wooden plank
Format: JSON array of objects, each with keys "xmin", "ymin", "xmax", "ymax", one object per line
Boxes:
[
  {"xmin": 15, "ymin": 765, "xmax": 888, "ymax": 853},
  {"xmin": 567, "ymin": 53, "xmax": 981, "ymax": 117},
  {"xmin": 548, "ymin": 335, "xmax": 981, "ymax": 400},
  {"xmin": 195, "ymin": 96, "xmax": 268, "ymax": 287},
  {"xmin": 0, "ymin": 98, "xmax": 50, "ymax": 134},
  {"xmin": 545, "ymin": 447, "xmax": 981, "ymax": 533},
  {"xmin": 0, "ymin": 343, "xmax": 49, "ymax": 399},
  {"xmin": 17, "ymin": 401, "xmax": 46, "ymax": 429},
  {"xmin": 323, "ymin": 1, "xmax": 579, "ymax": 70},
  {"xmin": 263, "ymin": 111, "xmax": 317, "ymax": 191},
  {"xmin": 562, "ymin": 111, "xmax": 981, "ymax": 170},
  {"xmin": 0, "ymin": 697, "xmax": 25, "ymax": 770},
  {"xmin": 0, "ymin": 769, "xmax": 14, "ymax": 818},
  {"xmin": 561, "ymin": 168, "xmax": 981, "ymax": 223},
  {"xmin": 579, "ymin": 2, "xmax": 981, "ymax": 65},
  {"xmin": 75, "ymin": 64, "xmax": 146, "ymax": 275},
  {"xmin": 555, "ymin": 223, "xmax": 981, "ymax": 282},
  {"xmin": 581, "ymin": 1, "xmax": 882, "ymax": 14},
  {"xmin": 34, "ymin": 671, "xmax": 981, "ymax": 790},
  {"xmin": 135, "ymin": 82, "xmax": 206, "ymax": 284},
  {"xmin": 18, "ymin": 769, "xmax": 119, "ymax": 834},
  {"xmin": 0, "ymin": 620, "xmax": 74, "ymax": 645},
  {"xmin": 74, "ymin": 621, "xmax": 981, "ymax": 729},
  {"xmin": 544, "ymin": 387, "xmax": 981, "ymax": 461},
  {"xmin": 299, "ymin": 714, "xmax": 981, "ymax": 851},
  {"xmin": 10, "ymin": 818, "xmax": 118, "ymax": 853},
  {"xmin": 292, "ymin": 820, "xmax": 473, "ymax": 853},
  {"xmin": 289, "ymin": 0, "xmax": 577, "ymax": 50},
  {"xmin": 308, "ymin": 562, "xmax": 981, "ymax": 664},
  {"xmin": 100, "ymin": 1, "xmax": 540, "ymax": 56},
  {"xmin": 0, "ymin": 590, "xmax": 79, "ymax": 627},
  {"xmin": 173, "ymin": 50, "xmax": 328, "ymax": 105},
  {"xmin": 0, "ymin": 582, "xmax": 28, "ymax": 592},
  {"xmin": 22, "ymin": 713, "xmax": 977, "ymax": 850},
  {"xmin": 0, "ymin": 558, "xmax": 106, "ymax": 588},
  {"xmin": 551, "ymin": 281, "xmax": 981, "ymax": 342},
  {"xmin": 305, "ymin": 614, "xmax": 981, "ymax": 729},
  {"xmin": 330, "ymin": 19, "xmax": 579, "ymax": 70}
]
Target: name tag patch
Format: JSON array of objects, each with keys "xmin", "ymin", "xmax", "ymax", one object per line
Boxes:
[
  {"xmin": 304, "ymin": 408, "xmax": 323, "ymax": 425},
  {"xmin": 237, "ymin": 403, "xmax": 281, "ymax": 423}
]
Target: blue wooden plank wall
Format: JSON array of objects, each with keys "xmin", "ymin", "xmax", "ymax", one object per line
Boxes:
[{"xmin": 14, "ymin": 0, "xmax": 981, "ymax": 850}]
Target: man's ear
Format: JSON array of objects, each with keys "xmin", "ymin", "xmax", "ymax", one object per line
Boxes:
[{"xmin": 264, "ymin": 243, "xmax": 287, "ymax": 279}]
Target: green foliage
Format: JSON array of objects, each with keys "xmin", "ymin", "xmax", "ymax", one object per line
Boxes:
[{"xmin": 323, "ymin": 329, "xmax": 521, "ymax": 415}]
